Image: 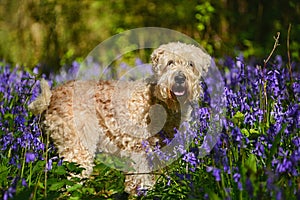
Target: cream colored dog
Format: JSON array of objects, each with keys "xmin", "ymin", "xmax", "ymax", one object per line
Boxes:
[{"xmin": 29, "ymin": 42, "xmax": 211, "ymax": 195}]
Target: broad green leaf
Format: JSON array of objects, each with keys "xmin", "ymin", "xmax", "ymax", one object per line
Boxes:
[
  {"xmin": 232, "ymin": 111, "xmax": 245, "ymax": 124},
  {"xmin": 82, "ymin": 187, "xmax": 95, "ymax": 195},
  {"xmin": 245, "ymin": 154, "xmax": 257, "ymax": 173},
  {"xmin": 69, "ymin": 197, "xmax": 80, "ymax": 200},
  {"xmin": 49, "ymin": 181, "xmax": 65, "ymax": 191},
  {"xmin": 241, "ymin": 128, "xmax": 249, "ymax": 137},
  {"xmin": 67, "ymin": 183, "xmax": 82, "ymax": 192},
  {"xmin": 249, "ymin": 129, "xmax": 259, "ymax": 134},
  {"xmin": 54, "ymin": 165, "xmax": 67, "ymax": 175},
  {"xmin": 207, "ymin": 190, "xmax": 221, "ymax": 200}
]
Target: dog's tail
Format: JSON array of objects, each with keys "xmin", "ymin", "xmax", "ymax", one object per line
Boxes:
[{"xmin": 28, "ymin": 79, "xmax": 52, "ymax": 115}]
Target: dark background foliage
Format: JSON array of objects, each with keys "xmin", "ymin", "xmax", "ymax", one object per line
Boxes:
[{"xmin": 0, "ymin": 0, "xmax": 299, "ymax": 72}]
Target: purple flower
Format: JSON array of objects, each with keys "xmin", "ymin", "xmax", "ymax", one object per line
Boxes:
[
  {"xmin": 276, "ymin": 158, "xmax": 292, "ymax": 173},
  {"xmin": 207, "ymin": 166, "xmax": 221, "ymax": 181},
  {"xmin": 206, "ymin": 166, "xmax": 213, "ymax": 172},
  {"xmin": 200, "ymin": 134, "xmax": 215, "ymax": 154},
  {"xmin": 237, "ymin": 181, "xmax": 243, "ymax": 191},
  {"xmin": 245, "ymin": 178, "xmax": 253, "ymax": 197},
  {"xmin": 204, "ymin": 193, "xmax": 209, "ymax": 199},
  {"xmin": 231, "ymin": 127, "xmax": 243, "ymax": 142},
  {"xmin": 183, "ymin": 152, "xmax": 197, "ymax": 171},
  {"xmin": 3, "ymin": 176, "xmax": 18, "ymax": 200},
  {"xmin": 69, "ymin": 61, "xmax": 80, "ymax": 77},
  {"xmin": 276, "ymin": 189, "xmax": 283, "ymax": 200},
  {"xmin": 213, "ymin": 168, "xmax": 221, "ymax": 181},
  {"xmin": 223, "ymin": 157, "xmax": 231, "ymax": 174},
  {"xmin": 33, "ymin": 67, "xmax": 39, "ymax": 74},
  {"xmin": 22, "ymin": 178, "xmax": 28, "ymax": 187},
  {"xmin": 120, "ymin": 62, "xmax": 129, "ymax": 70},
  {"xmin": 46, "ymin": 158, "xmax": 53, "ymax": 171},
  {"xmin": 253, "ymin": 139, "xmax": 265, "ymax": 157},
  {"xmin": 292, "ymin": 82, "xmax": 300, "ymax": 101},
  {"xmin": 233, "ymin": 173, "xmax": 240, "ymax": 183},
  {"xmin": 166, "ymin": 176, "xmax": 171, "ymax": 186},
  {"xmin": 135, "ymin": 58, "xmax": 143, "ymax": 66},
  {"xmin": 25, "ymin": 152, "xmax": 36, "ymax": 163}
]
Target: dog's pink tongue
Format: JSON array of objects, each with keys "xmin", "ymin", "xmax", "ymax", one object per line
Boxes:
[
  {"xmin": 172, "ymin": 86, "xmax": 186, "ymax": 96},
  {"xmin": 174, "ymin": 91, "xmax": 185, "ymax": 96}
]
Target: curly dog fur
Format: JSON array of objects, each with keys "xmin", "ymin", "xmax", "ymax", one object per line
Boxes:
[{"xmin": 29, "ymin": 42, "xmax": 211, "ymax": 195}]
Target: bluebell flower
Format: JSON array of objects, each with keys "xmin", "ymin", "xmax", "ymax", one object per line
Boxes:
[
  {"xmin": 141, "ymin": 140, "xmax": 150, "ymax": 151},
  {"xmin": 183, "ymin": 152, "xmax": 197, "ymax": 171},
  {"xmin": 277, "ymin": 158, "xmax": 292, "ymax": 173},
  {"xmin": 207, "ymin": 166, "xmax": 221, "ymax": 181},
  {"xmin": 46, "ymin": 158, "xmax": 53, "ymax": 171},
  {"xmin": 69, "ymin": 61, "xmax": 80, "ymax": 77},
  {"xmin": 120, "ymin": 62, "xmax": 129, "ymax": 70},
  {"xmin": 206, "ymin": 166, "xmax": 213, "ymax": 173},
  {"xmin": 231, "ymin": 127, "xmax": 243, "ymax": 142},
  {"xmin": 245, "ymin": 178, "xmax": 253, "ymax": 198},
  {"xmin": 212, "ymin": 168, "xmax": 221, "ymax": 181},
  {"xmin": 3, "ymin": 176, "xmax": 18, "ymax": 200},
  {"xmin": 233, "ymin": 173, "xmax": 240, "ymax": 183},
  {"xmin": 276, "ymin": 189, "xmax": 283, "ymax": 200},
  {"xmin": 237, "ymin": 181, "xmax": 243, "ymax": 191},
  {"xmin": 292, "ymin": 82, "xmax": 300, "ymax": 101},
  {"xmin": 25, "ymin": 152, "xmax": 36, "ymax": 163},
  {"xmin": 253, "ymin": 140, "xmax": 265, "ymax": 157},
  {"xmin": 204, "ymin": 193, "xmax": 209, "ymax": 199},
  {"xmin": 22, "ymin": 178, "xmax": 28, "ymax": 187},
  {"xmin": 135, "ymin": 58, "xmax": 143, "ymax": 66},
  {"xmin": 292, "ymin": 137, "xmax": 300, "ymax": 146},
  {"xmin": 222, "ymin": 156, "xmax": 231, "ymax": 174}
]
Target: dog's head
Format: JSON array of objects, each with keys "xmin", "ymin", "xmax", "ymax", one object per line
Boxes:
[{"xmin": 151, "ymin": 42, "xmax": 211, "ymax": 105}]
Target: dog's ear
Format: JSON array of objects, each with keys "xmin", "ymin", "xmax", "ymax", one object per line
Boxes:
[
  {"xmin": 193, "ymin": 48, "xmax": 212, "ymax": 77},
  {"xmin": 151, "ymin": 48, "xmax": 164, "ymax": 73}
]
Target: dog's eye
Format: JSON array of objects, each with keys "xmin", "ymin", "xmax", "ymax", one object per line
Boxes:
[
  {"xmin": 188, "ymin": 61, "xmax": 195, "ymax": 68},
  {"xmin": 167, "ymin": 60, "xmax": 174, "ymax": 66}
]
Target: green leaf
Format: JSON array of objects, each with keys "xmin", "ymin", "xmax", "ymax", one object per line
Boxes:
[
  {"xmin": 0, "ymin": 165, "xmax": 9, "ymax": 185},
  {"xmin": 67, "ymin": 183, "xmax": 82, "ymax": 192},
  {"xmin": 207, "ymin": 190, "xmax": 221, "ymax": 200},
  {"xmin": 248, "ymin": 128, "xmax": 260, "ymax": 139},
  {"xmin": 54, "ymin": 165, "xmax": 67, "ymax": 175},
  {"xmin": 232, "ymin": 111, "xmax": 245, "ymax": 124},
  {"xmin": 69, "ymin": 197, "xmax": 80, "ymax": 200},
  {"xmin": 49, "ymin": 181, "xmax": 65, "ymax": 191},
  {"xmin": 32, "ymin": 160, "xmax": 46, "ymax": 174},
  {"xmin": 82, "ymin": 187, "xmax": 95, "ymax": 195},
  {"xmin": 66, "ymin": 162, "xmax": 78, "ymax": 171},
  {"xmin": 37, "ymin": 181, "xmax": 45, "ymax": 189},
  {"xmin": 4, "ymin": 113, "xmax": 14, "ymax": 120},
  {"xmin": 241, "ymin": 128, "xmax": 249, "ymax": 137},
  {"xmin": 47, "ymin": 178, "xmax": 59, "ymax": 185},
  {"xmin": 249, "ymin": 129, "xmax": 259, "ymax": 134},
  {"xmin": 245, "ymin": 154, "xmax": 257, "ymax": 173}
]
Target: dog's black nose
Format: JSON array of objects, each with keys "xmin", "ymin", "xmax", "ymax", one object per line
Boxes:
[{"xmin": 174, "ymin": 73, "xmax": 186, "ymax": 84}]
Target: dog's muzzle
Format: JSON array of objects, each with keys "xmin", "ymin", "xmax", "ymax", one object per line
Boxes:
[{"xmin": 172, "ymin": 72, "xmax": 187, "ymax": 96}]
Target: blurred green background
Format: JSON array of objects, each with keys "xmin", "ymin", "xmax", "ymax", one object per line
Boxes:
[{"xmin": 0, "ymin": 0, "xmax": 299, "ymax": 72}]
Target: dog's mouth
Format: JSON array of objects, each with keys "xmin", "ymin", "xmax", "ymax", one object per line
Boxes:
[
  {"xmin": 171, "ymin": 84, "xmax": 187, "ymax": 96},
  {"xmin": 171, "ymin": 72, "xmax": 188, "ymax": 97}
]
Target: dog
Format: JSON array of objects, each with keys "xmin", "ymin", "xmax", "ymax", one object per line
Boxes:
[{"xmin": 29, "ymin": 42, "xmax": 211, "ymax": 195}]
